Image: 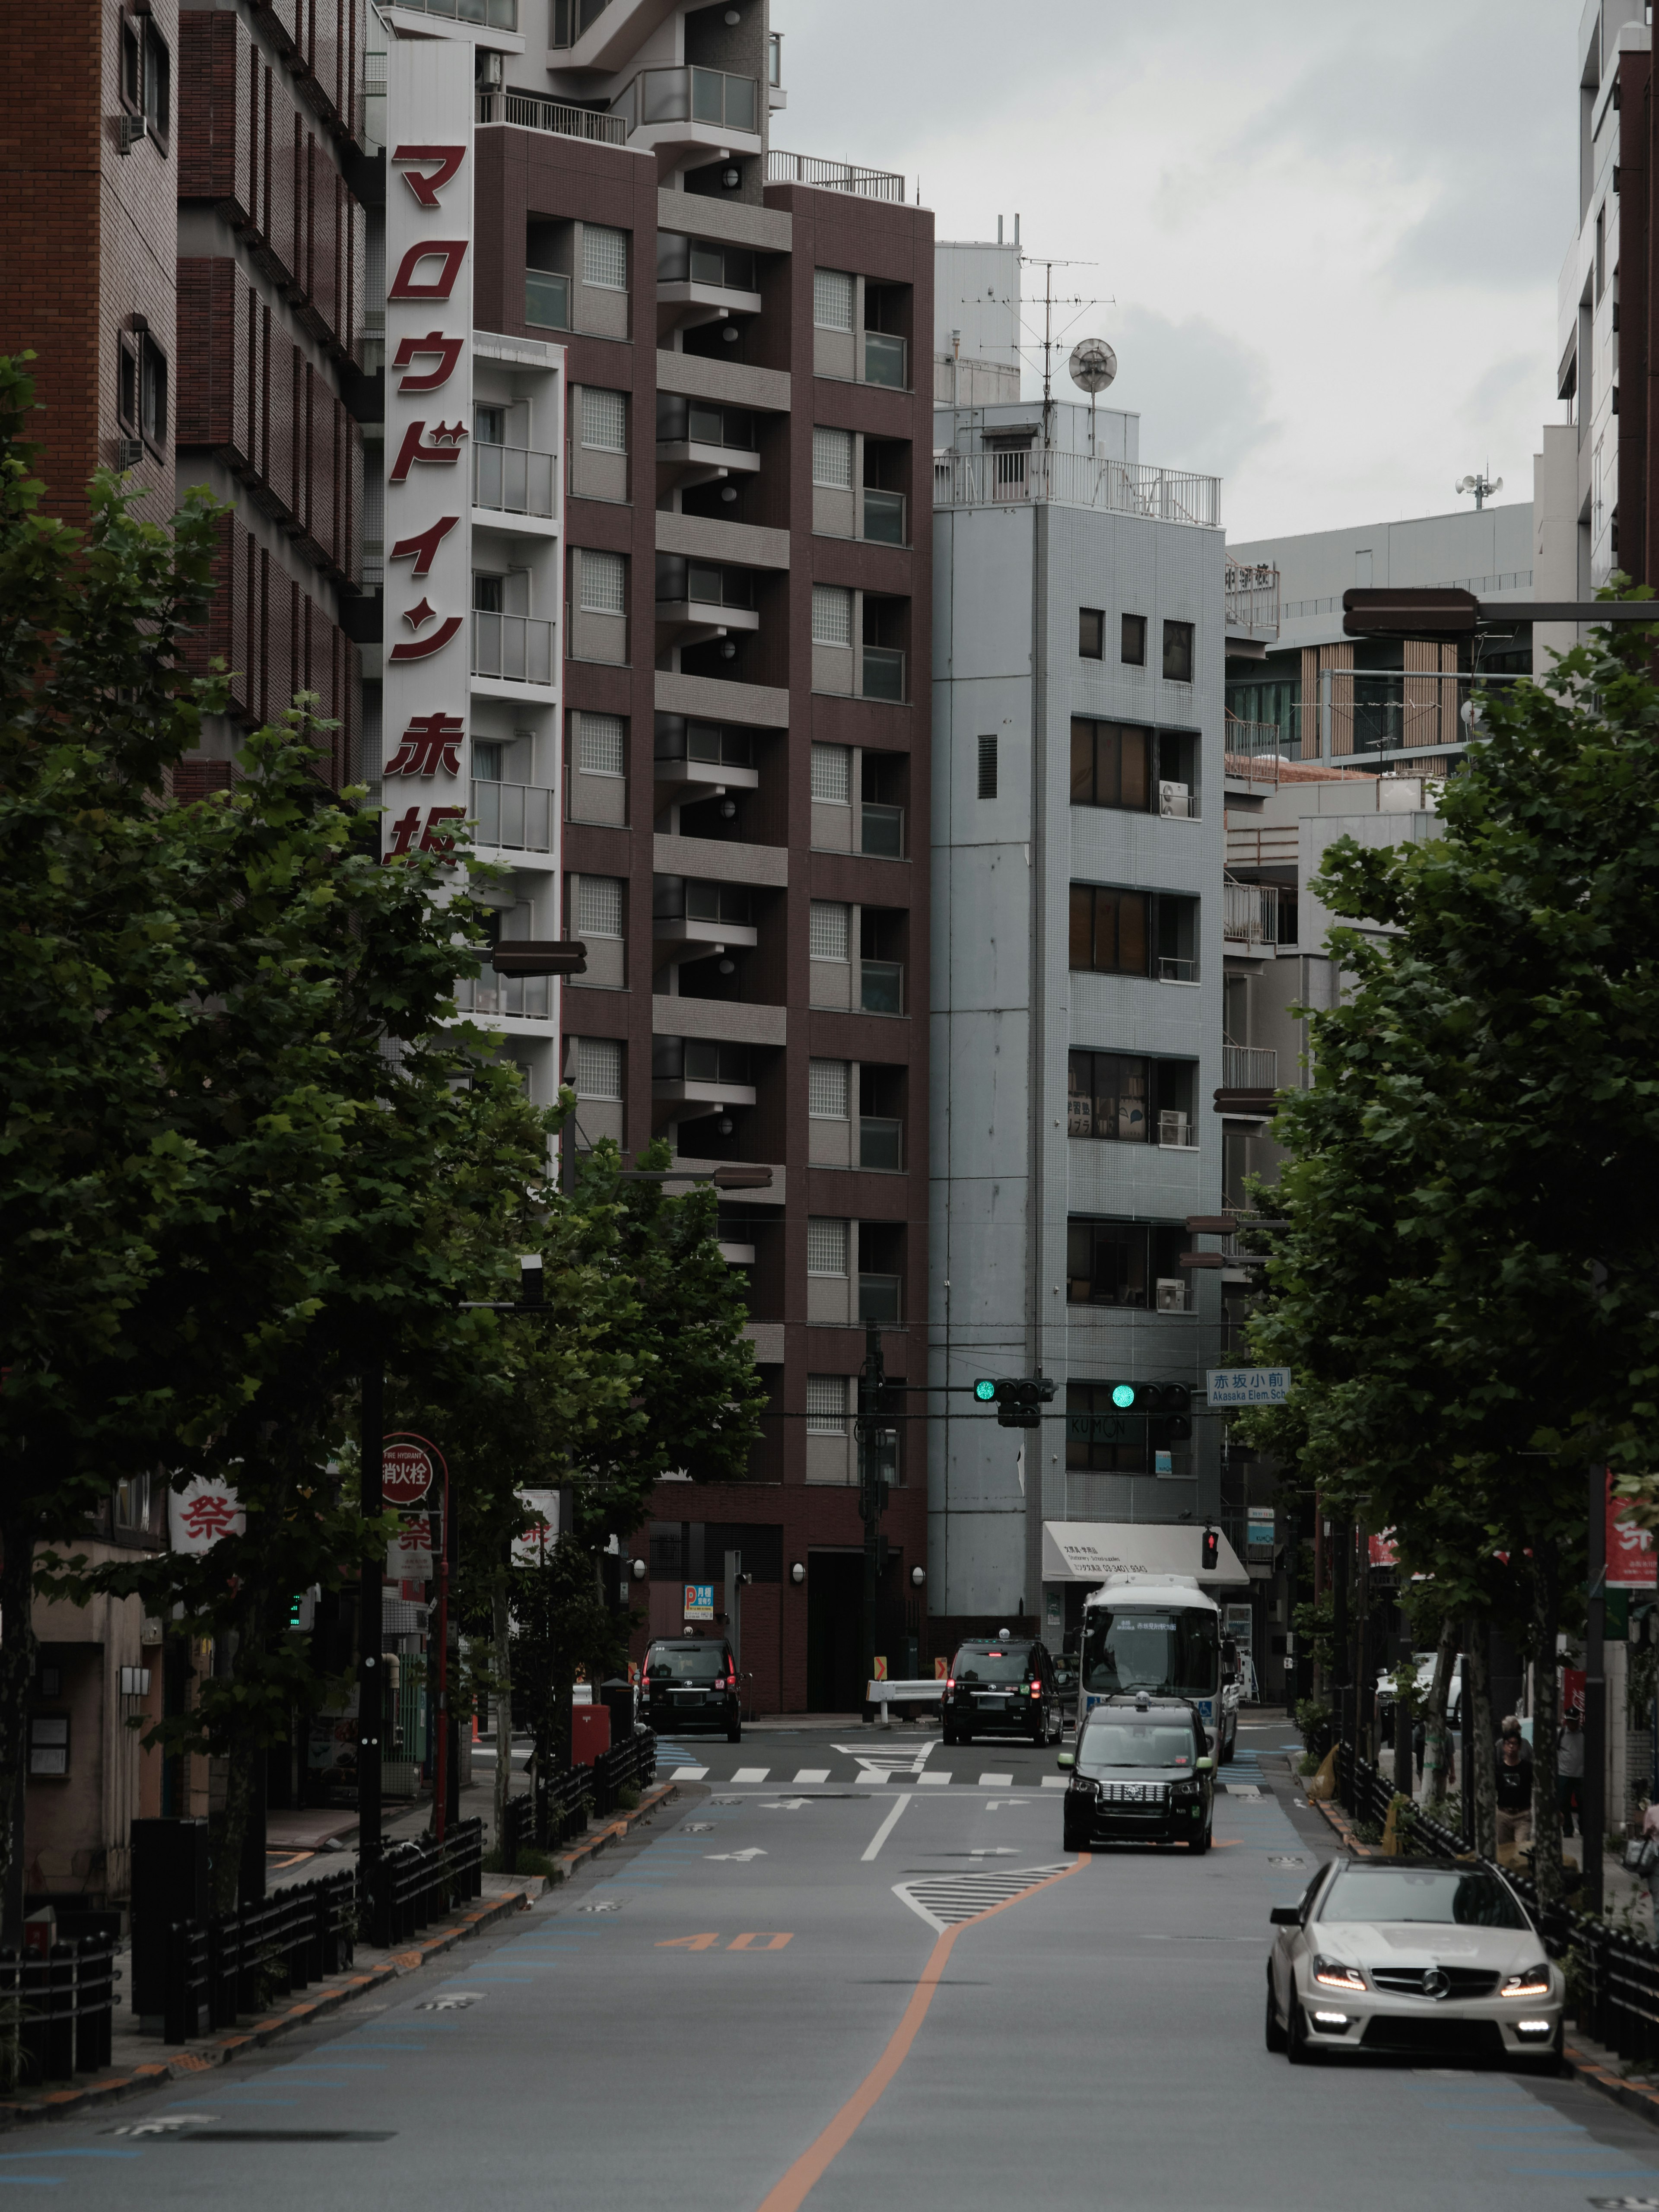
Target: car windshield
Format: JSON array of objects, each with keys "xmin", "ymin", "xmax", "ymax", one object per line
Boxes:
[
  {"xmin": 1077, "ymin": 1723, "xmax": 1195, "ymax": 1772},
  {"xmin": 1322, "ymin": 1868, "xmax": 1528, "ymax": 1929},
  {"xmin": 953, "ymin": 1646, "xmax": 1031, "ymax": 1684},
  {"xmin": 647, "ymin": 1646, "xmax": 725, "ymax": 1682},
  {"xmin": 1081, "ymin": 1607, "xmax": 1217, "ymax": 1699}
]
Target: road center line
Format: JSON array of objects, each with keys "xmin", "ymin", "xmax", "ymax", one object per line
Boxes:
[
  {"xmin": 754, "ymin": 1855, "xmax": 1090, "ymax": 2212},
  {"xmin": 860, "ymin": 1793, "xmax": 913, "ymax": 1862}
]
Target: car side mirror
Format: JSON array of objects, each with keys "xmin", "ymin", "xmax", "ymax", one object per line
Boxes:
[
  {"xmin": 1057, "ymin": 1751, "xmax": 1075, "ymax": 1770},
  {"xmin": 1269, "ymin": 1905, "xmax": 1300, "ymax": 1925},
  {"xmin": 1196, "ymin": 1756, "xmax": 1215, "ymax": 1772}
]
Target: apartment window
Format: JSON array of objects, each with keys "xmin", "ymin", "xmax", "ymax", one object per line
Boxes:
[
  {"xmin": 1079, "ymin": 607, "xmax": 1104, "ymax": 659},
  {"xmin": 807, "ymin": 1217, "xmax": 849, "ymax": 1276},
  {"xmin": 136, "ymin": 337, "xmax": 168, "ymax": 448},
  {"xmin": 1067, "ymin": 1052, "xmax": 1150, "ymax": 1142},
  {"xmin": 144, "ymin": 24, "xmax": 171, "ymax": 139},
  {"xmin": 582, "ymin": 223, "xmax": 627, "ymax": 291},
  {"xmin": 1065, "ymin": 1218, "xmax": 1187, "ymax": 1308},
  {"xmin": 575, "ymin": 1036, "xmax": 623, "ymax": 1100},
  {"xmin": 806, "ymin": 1374, "xmax": 849, "ymax": 1433},
  {"xmin": 473, "ymin": 741, "xmax": 504, "ymax": 782},
  {"xmin": 580, "ymin": 387, "xmax": 627, "ymax": 451},
  {"xmin": 812, "ymin": 426, "xmax": 854, "ymax": 487},
  {"xmin": 964, "ymin": 737, "xmax": 998, "ymax": 808},
  {"xmin": 580, "ymin": 549, "xmax": 626, "ymax": 614},
  {"xmin": 577, "ymin": 876, "xmax": 624, "ymax": 938},
  {"xmin": 1071, "ymin": 718, "xmax": 1152, "ymax": 811},
  {"xmin": 475, "ymin": 404, "xmax": 506, "ymax": 445},
  {"xmin": 810, "ymin": 899, "xmax": 851, "ymax": 961},
  {"xmin": 117, "ymin": 340, "xmax": 138, "ymax": 431},
  {"xmin": 814, "ymin": 267, "xmax": 854, "ymax": 332},
  {"xmin": 1162, "ymin": 620, "xmax": 1195, "ymax": 683},
  {"xmin": 1067, "ymin": 1380, "xmax": 1163, "ymax": 1472},
  {"xmin": 811, "ymin": 583, "xmax": 853, "ymax": 646},
  {"xmin": 809, "ymin": 1058, "xmax": 851, "ymax": 1119},
  {"xmin": 114, "ymin": 1472, "xmax": 152, "ymax": 1529},
  {"xmin": 1122, "ymin": 613, "xmax": 1147, "ymax": 667},
  {"xmin": 577, "ymin": 711, "xmax": 625, "ymax": 776},
  {"xmin": 810, "ymin": 742, "xmax": 851, "ymax": 804},
  {"xmin": 1069, "ymin": 884, "xmax": 1149, "ymax": 977}
]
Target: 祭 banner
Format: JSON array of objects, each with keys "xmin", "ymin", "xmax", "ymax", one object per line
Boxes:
[
  {"xmin": 383, "ymin": 41, "xmax": 474, "ymax": 864},
  {"xmin": 1607, "ymin": 1470, "xmax": 1657, "ymax": 1589},
  {"xmin": 168, "ymin": 1476, "xmax": 245, "ymax": 1553}
]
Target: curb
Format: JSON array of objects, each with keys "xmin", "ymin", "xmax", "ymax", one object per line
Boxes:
[
  {"xmin": 1309, "ymin": 1797, "xmax": 1376, "ymax": 1856},
  {"xmin": 1564, "ymin": 2041, "xmax": 1659, "ymax": 2127},
  {"xmin": 0, "ymin": 1778, "xmax": 676, "ymax": 2130}
]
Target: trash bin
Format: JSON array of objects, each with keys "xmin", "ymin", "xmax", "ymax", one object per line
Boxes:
[
  {"xmin": 598, "ymin": 1678, "xmax": 636, "ymax": 1737},
  {"xmin": 130, "ymin": 1818, "xmax": 210, "ymax": 2024}
]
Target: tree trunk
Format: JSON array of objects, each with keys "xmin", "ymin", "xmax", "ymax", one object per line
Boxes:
[
  {"xmin": 1422, "ymin": 1615, "xmax": 1460, "ymax": 1810},
  {"xmin": 1531, "ymin": 1560, "xmax": 1564, "ymax": 1910},
  {"xmin": 492, "ymin": 1569, "xmax": 514, "ymax": 1870},
  {"xmin": 1469, "ymin": 1622, "xmax": 1497, "ymax": 1860}
]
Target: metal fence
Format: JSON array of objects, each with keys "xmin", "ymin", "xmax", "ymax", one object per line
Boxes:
[
  {"xmin": 476, "ymin": 89, "xmax": 626, "ymax": 143},
  {"xmin": 934, "ymin": 448, "xmax": 1220, "ymax": 528},
  {"xmin": 164, "ymin": 1868, "xmax": 356, "ymax": 2045},
  {"xmin": 375, "ymin": 1818, "xmax": 485, "ymax": 1949},
  {"xmin": 0, "ymin": 1939, "xmax": 118, "ymax": 2082},
  {"xmin": 767, "ymin": 150, "xmax": 906, "ymax": 200}
]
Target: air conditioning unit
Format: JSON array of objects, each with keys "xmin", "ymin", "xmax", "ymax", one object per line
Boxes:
[
  {"xmin": 1157, "ymin": 1110, "xmax": 1191, "ymax": 1148},
  {"xmin": 1155, "ymin": 1278, "xmax": 1188, "ymax": 1313},
  {"xmin": 477, "ymin": 48, "xmax": 504, "ymax": 86},
  {"xmin": 1158, "ymin": 781, "xmax": 1191, "ymax": 819},
  {"xmin": 116, "ymin": 113, "xmax": 145, "ymax": 154},
  {"xmin": 115, "ymin": 438, "xmax": 144, "ymax": 469}
]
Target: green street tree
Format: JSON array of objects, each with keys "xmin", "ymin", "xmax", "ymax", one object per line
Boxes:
[{"xmin": 1240, "ymin": 601, "xmax": 1659, "ymax": 1904}]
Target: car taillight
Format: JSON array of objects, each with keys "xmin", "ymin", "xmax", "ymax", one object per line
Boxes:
[
  {"xmin": 945, "ymin": 1678, "xmax": 955, "ymax": 1692},
  {"xmin": 1030, "ymin": 1682, "xmax": 1041, "ymax": 1698}
]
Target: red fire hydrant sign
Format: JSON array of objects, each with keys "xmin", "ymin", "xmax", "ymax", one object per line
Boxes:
[{"xmin": 382, "ymin": 1434, "xmax": 437, "ymax": 1508}]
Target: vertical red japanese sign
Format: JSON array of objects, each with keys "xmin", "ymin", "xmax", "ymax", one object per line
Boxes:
[
  {"xmin": 1607, "ymin": 1470, "xmax": 1657, "ymax": 1588},
  {"xmin": 383, "ymin": 42, "xmax": 474, "ymax": 862}
]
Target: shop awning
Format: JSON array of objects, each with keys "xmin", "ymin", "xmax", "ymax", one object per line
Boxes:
[{"xmin": 1041, "ymin": 1521, "xmax": 1249, "ymax": 1588}]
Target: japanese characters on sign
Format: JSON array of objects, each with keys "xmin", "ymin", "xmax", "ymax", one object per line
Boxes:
[
  {"xmin": 1607, "ymin": 1471, "xmax": 1657, "ymax": 1589},
  {"xmin": 382, "ymin": 1435, "xmax": 439, "ymax": 1509},
  {"xmin": 383, "ymin": 47, "xmax": 474, "ymax": 865},
  {"xmin": 512, "ymin": 1489, "xmax": 561, "ymax": 1567},
  {"xmin": 387, "ymin": 1509, "xmax": 436, "ymax": 1580},
  {"xmin": 168, "ymin": 1477, "xmax": 245, "ymax": 1554}
]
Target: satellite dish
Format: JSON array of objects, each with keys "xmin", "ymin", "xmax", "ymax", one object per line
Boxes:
[{"xmin": 1068, "ymin": 338, "xmax": 1117, "ymax": 395}]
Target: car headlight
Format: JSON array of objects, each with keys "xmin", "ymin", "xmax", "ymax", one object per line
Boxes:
[
  {"xmin": 1312, "ymin": 1955, "xmax": 1367, "ymax": 1993},
  {"xmin": 1501, "ymin": 1965, "xmax": 1551, "ymax": 1998},
  {"xmin": 1171, "ymin": 1778, "xmax": 1201, "ymax": 1798}
]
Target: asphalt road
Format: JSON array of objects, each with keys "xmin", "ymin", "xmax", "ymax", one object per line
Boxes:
[{"xmin": 22, "ymin": 1716, "xmax": 1659, "ymax": 2212}]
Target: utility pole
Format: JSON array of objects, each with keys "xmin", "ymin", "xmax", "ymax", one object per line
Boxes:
[
  {"xmin": 1584, "ymin": 1459, "xmax": 1608, "ymax": 1913},
  {"xmin": 358, "ymin": 1360, "xmax": 385, "ymax": 1944},
  {"xmin": 856, "ymin": 1324, "xmax": 891, "ymax": 1713}
]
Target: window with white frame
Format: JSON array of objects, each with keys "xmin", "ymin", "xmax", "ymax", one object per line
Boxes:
[
  {"xmin": 582, "ymin": 223, "xmax": 628, "ymax": 291},
  {"xmin": 580, "ymin": 549, "xmax": 626, "ymax": 614},
  {"xmin": 811, "ymin": 584, "xmax": 853, "ymax": 646},
  {"xmin": 812, "ymin": 425, "xmax": 853, "ymax": 487},
  {"xmin": 809, "ymin": 899, "xmax": 850, "ymax": 962},
  {"xmin": 577, "ymin": 711, "xmax": 626, "ymax": 776},
  {"xmin": 577, "ymin": 876, "xmax": 624, "ymax": 938},
  {"xmin": 809, "ymin": 1058, "xmax": 851, "ymax": 1119},
  {"xmin": 806, "ymin": 1373, "xmax": 849, "ymax": 1433},
  {"xmin": 114, "ymin": 1473, "xmax": 151, "ymax": 1529},
  {"xmin": 810, "ymin": 742, "xmax": 851, "ymax": 804},
  {"xmin": 580, "ymin": 387, "xmax": 627, "ymax": 452},
  {"xmin": 813, "ymin": 267, "xmax": 854, "ymax": 331},
  {"xmin": 807, "ymin": 1217, "xmax": 849, "ymax": 1276},
  {"xmin": 575, "ymin": 1036, "xmax": 623, "ymax": 1100}
]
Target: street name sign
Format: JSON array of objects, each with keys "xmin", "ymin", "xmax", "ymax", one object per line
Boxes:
[{"xmin": 1207, "ymin": 1367, "xmax": 1292, "ymax": 1408}]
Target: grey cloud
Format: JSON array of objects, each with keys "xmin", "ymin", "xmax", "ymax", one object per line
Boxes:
[{"xmin": 1100, "ymin": 306, "xmax": 1279, "ymax": 483}]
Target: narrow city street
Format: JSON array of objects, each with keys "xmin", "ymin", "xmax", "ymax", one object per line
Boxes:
[{"xmin": 22, "ymin": 1720, "xmax": 1659, "ymax": 2212}]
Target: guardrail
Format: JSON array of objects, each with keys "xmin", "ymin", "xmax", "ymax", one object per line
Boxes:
[
  {"xmin": 868, "ymin": 1678, "xmax": 944, "ymax": 1728},
  {"xmin": 163, "ymin": 1868, "xmax": 356, "ymax": 2044},
  {"xmin": 375, "ymin": 1818, "xmax": 485, "ymax": 1948},
  {"xmin": 0, "ymin": 1939, "xmax": 118, "ymax": 2082}
]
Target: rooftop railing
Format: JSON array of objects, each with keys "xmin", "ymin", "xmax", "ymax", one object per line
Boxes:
[
  {"xmin": 404, "ymin": 0, "xmax": 516, "ymax": 25},
  {"xmin": 477, "ymin": 89, "xmax": 626, "ymax": 143},
  {"xmin": 1224, "ymin": 561, "xmax": 1280, "ymax": 636},
  {"xmin": 934, "ymin": 448, "xmax": 1220, "ymax": 529},
  {"xmin": 768, "ymin": 149, "xmax": 906, "ymax": 201}
]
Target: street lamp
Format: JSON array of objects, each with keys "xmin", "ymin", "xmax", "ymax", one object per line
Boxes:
[{"xmin": 790, "ymin": 1560, "xmax": 806, "ymax": 1585}]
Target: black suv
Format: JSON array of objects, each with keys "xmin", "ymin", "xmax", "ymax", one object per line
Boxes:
[
  {"xmin": 941, "ymin": 1637, "xmax": 1062, "ymax": 1747},
  {"xmin": 641, "ymin": 1638, "xmax": 741, "ymax": 1741},
  {"xmin": 1059, "ymin": 1694, "xmax": 1214, "ymax": 1852}
]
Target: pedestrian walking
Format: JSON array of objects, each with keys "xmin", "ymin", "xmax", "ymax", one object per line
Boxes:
[
  {"xmin": 1495, "ymin": 1732, "xmax": 1533, "ymax": 1859},
  {"xmin": 1558, "ymin": 1710, "xmax": 1586, "ymax": 1838}
]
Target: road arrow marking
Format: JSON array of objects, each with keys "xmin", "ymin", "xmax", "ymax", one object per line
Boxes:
[
  {"xmin": 706, "ymin": 1847, "xmax": 768, "ymax": 1862},
  {"xmin": 760, "ymin": 1799, "xmax": 810, "ymax": 1810}
]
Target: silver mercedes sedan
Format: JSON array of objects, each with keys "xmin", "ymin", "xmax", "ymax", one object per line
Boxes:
[{"xmin": 1266, "ymin": 1858, "xmax": 1564, "ymax": 2069}]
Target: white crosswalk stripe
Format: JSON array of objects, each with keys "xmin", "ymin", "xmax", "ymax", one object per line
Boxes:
[
  {"xmin": 793, "ymin": 1768, "xmax": 830, "ymax": 1783},
  {"xmin": 917, "ymin": 1770, "xmax": 951, "ymax": 1785},
  {"xmin": 977, "ymin": 1773, "xmax": 1013, "ymax": 1786},
  {"xmin": 730, "ymin": 1766, "xmax": 770, "ymax": 1783},
  {"xmin": 671, "ymin": 1766, "xmax": 710, "ymax": 1780},
  {"xmin": 894, "ymin": 1863, "xmax": 1072, "ymax": 1932},
  {"xmin": 1042, "ymin": 1776, "xmax": 1068, "ymax": 1789}
]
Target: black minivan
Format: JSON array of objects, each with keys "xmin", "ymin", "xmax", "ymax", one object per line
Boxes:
[
  {"xmin": 1058, "ymin": 1694, "xmax": 1215, "ymax": 1852},
  {"xmin": 642, "ymin": 1638, "xmax": 742, "ymax": 1741},
  {"xmin": 941, "ymin": 1637, "xmax": 1063, "ymax": 1747}
]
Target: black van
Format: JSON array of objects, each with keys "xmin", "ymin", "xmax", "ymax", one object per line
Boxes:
[
  {"xmin": 1058, "ymin": 1693, "xmax": 1215, "ymax": 1851},
  {"xmin": 641, "ymin": 1638, "xmax": 741, "ymax": 1741},
  {"xmin": 941, "ymin": 1637, "xmax": 1063, "ymax": 1747}
]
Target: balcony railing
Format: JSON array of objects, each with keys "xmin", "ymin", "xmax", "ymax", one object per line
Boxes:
[
  {"xmin": 1223, "ymin": 1044, "xmax": 1278, "ymax": 1091},
  {"xmin": 858, "ymin": 1273, "xmax": 901, "ymax": 1324},
  {"xmin": 934, "ymin": 449, "xmax": 1220, "ymax": 530},
  {"xmin": 863, "ymin": 334, "xmax": 906, "ymax": 389},
  {"xmin": 1157, "ymin": 955, "xmax": 1197, "ymax": 984},
  {"xmin": 861, "ymin": 488, "xmax": 906, "ymax": 545},
  {"xmin": 473, "ymin": 442, "xmax": 557, "ymax": 518},
  {"xmin": 454, "ymin": 972, "xmax": 550, "ymax": 1020},
  {"xmin": 859, "ymin": 1117, "xmax": 902, "ymax": 1172},
  {"xmin": 859, "ymin": 803, "xmax": 903, "ymax": 858},
  {"xmin": 525, "ymin": 270, "xmax": 570, "ymax": 331},
  {"xmin": 612, "ymin": 67, "xmax": 758, "ymax": 138},
  {"xmin": 404, "ymin": 0, "xmax": 516, "ymax": 27},
  {"xmin": 768, "ymin": 150, "xmax": 906, "ymax": 202},
  {"xmin": 1224, "ymin": 880, "xmax": 1280, "ymax": 948},
  {"xmin": 478, "ymin": 89, "xmax": 625, "ymax": 142},
  {"xmin": 860, "ymin": 960, "xmax": 903, "ymax": 1015},
  {"xmin": 1224, "ymin": 562, "xmax": 1280, "ymax": 639},
  {"xmin": 861, "ymin": 645, "xmax": 905, "ymax": 703},
  {"xmin": 1157, "ymin": 1110, "xmax": 1197, "ymax": 1149},
  {"xmin": 472, "ymin": 612, "xmax": 554, "ymax": 686},
  {"xmin": 1224, "ymin": 715, "xmax": 1290, "ymax": 783},
  {"xmin": 471, "ymin": 779, "xmax": 553, "ymax": 852}
]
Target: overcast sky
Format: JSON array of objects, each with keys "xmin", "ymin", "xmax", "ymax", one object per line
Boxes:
[{"xmin": 772, "ymin": 0, "xmax": 1577, "ymax": 540}]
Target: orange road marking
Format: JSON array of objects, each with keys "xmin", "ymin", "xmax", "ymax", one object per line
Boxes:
[
  {"xmin": 655, "ymin": 1933, "xmax": 720, "ymax": 1951},
  {"xmin": 728, "ymin": 1933, "xmax": 792, "ymax": 1951},
  {"xmin": 753, "ymin": 1857, "xmax": 1090, "ymax": 2212}
]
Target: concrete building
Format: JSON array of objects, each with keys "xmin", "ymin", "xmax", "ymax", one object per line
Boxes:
[{"xmin": 929, "ymin": 250, "xmax": 1241, "ymax": 1660}]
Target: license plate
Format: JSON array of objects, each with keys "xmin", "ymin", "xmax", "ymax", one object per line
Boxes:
[{"xmin": 977, "ymin": 1696, "xmax": 1007, "ymax": 1709}]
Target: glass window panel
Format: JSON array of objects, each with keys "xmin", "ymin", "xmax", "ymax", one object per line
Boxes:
[
  {"xmin": 1068, "ymin": 884, "xmax": 1093, "ymax": 971},
  {"xmin": 580, "ymin": 387, "xmax": 627, "ymax": 452},
  {"xmin": 1070, "ymin": 720, "xmax": 1095, "ymax": 804},
  {"xmin": 1117, "ymin": 891, "xmax": 1149, "ymax": 976},
  {"xmin": 809, "ymin": 1058, "xmax": 851, "ymax": 1119},
  {"xmin": 580, "ymin": 549, "xmax": 626, "ymax": 614},
  {"xmin": 806, "ymin": 1374, "xmax": 848, "ymax": 1433},
  {"xmin": 1067, "ymin": 1053, "xmax": 1094, "ymax": 1138},
  {"xmin": 577, "ymin": 876, "xmax": 624, "ymax": 938},
  {"xmin": 811, "ymin": 584, "xmax": 853, "ymax": 645},
  {"xmin": 807, "ymin": 1217, "xmax": 849, "ymax": 1276},
  {"xmin": 1120, "ymin": 725, "xmax": 1150, "ymax": 811},
  {"xmin": 1117, "ymin": 1058, "xmax": 1148, "ymax": 1141},
  {"xmin": 810, "ymin": 743, "xmax": 851, "ymax": 803},
  {"xmin": 812, "ymin": 425, "xmax": 854, "ymax": 488},
  {"xmin": 1122, "ymin": 612, "xmax": 1147, "ymax": 665},
  {"xmin": 582, "ymin": 223, "xmax": 628, "ymax": 290},
  {"xmin": 810, "ymin": 899, "xmax": 850, "ymax": 961},
  {"xmin": 578, "ymin": 712, "xmax": 625, "ymax": 776},
  {"xmin": 813, "ymin": 267, "xmax": 854, "ymax": 331},
  {"xmin": 575, "ymin": 1036, "xmax": 623, "ymax": 1099}
]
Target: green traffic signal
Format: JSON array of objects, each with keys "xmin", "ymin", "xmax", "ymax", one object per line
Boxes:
[
  {"xmin": 1111, "ymin": 1382, "xmax": 1135, "ymax": 1409},
  {"xmin": 973, "ymin": 1378, "xmax": 997, "ymax": 1402}
]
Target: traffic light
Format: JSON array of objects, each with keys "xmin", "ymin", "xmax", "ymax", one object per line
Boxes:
[
  {"xmin": 1201, "ymin": 1526, "xmax": 1220, "ymax": 1572},
  {"xmin": 973, "ymin": 1375, "xmax": 1058, "ymax": 1429},
  {"xmin": 1096, "ymin": 1382, "xmax": 1192, "ymax": 1442}
]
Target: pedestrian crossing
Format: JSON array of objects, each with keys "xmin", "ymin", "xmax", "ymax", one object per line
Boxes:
[{"xmin": 663, "ymin": 1759, "xmax": 1075, "ymax": 1788}]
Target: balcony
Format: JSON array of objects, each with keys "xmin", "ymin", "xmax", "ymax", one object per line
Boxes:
[
  {"xmin": 859, "ymin": 803, "xmax": 903, "ymax": 859},
  {"xmin": 525, "ymin": 270, "xmax": 569, "ymax": 331},
  {"xmin": 859, "ymin": 1117, "xmax": 902, "ymax": 1172},
  {"xmin": 454, "ymin": 972, "xmax": 550, "ymax": 1021},
  {"xmin": 477, "ymin": 91, "xmax": 626, "ymax": 144},
  {"xmin": 861, "ymin": 488, "xmax": 906, "ymax": 546},
  {"xmin": 859, "ymin": 960, "xmax": 903, "ymax": 1016},
  {"xmin": 861, "ymin": 645, "xmax": 905, "ymax": 703},
  {"xmin": 474, "ymin": 442, "xmax": 557, "ymax": 519},
  {"xmin": 610, "ymin": 66, "xmax": 761, "ymax": 164},
  {"xmin": 863, "ymin": 334, "xmax": 906, "ymax": 390},
  {"xmin": 1157, "ymin": 1110, "xmax": 1198, "ymax": 1150},
  {"xmin": 934, "ymin": 449, "xmax": 1220, "ymax": 531},
  {"xmin": 472, "ymin": 612, "xmax": 554, "ymax": 686},
  {"xmin": 1224, "ymin": 560, "xmax": 1280, "ymax": 645},
  {"xmin": 1224, "ymin": 880, "xmax": 1280, "ymax": 952},
  {"xmin": 655, "ymin": 561, "xmax": 761, "ymax": 652},
  {"xmin": 471, "ymin": 779, "xmax": 553, "ymax": 853},
  {"xmin": 858, "ymin": 1273, "xmax": 901, "ymax": 1324},
  {"xmin": 403, "ymin": 0, "xmax": 516, "ymax": 26},
  {"xmin": 767, "ymin": 149, "xmax": 906, "ymax": 203},
  {"xmin": 1223, "ymin": 1045, "xmax": 1277, "ymax": 1091}
]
